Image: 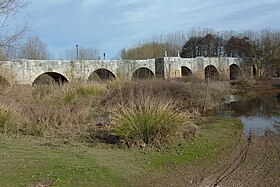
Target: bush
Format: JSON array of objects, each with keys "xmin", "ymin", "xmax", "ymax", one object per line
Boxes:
[
  {"xmin": 230, "ymin": 77, "xmax": 252, "ymax": 92},
  {"xmin": 110, "ymin": 93, "xmax": 190, "ymax": 148},
  {"xmin": 0, "ymin": 104, "xmax": 23, "ymax": 135},
  {"xmin": 62, "ymin": 83, "xmax": 106, "ymax": 104}
]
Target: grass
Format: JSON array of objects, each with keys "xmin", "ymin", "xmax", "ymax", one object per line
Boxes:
[
  {"xmin": 0, "ymin": 79, "xmax": 228, "ymax": 142},
  {"xmin": 111, "ymin": 93, "xmax": 191, "ymax": 147},
  {"xmin": 0, "ymin": 103, "xmax": 24, "ymax": 135},
  {"xmin": 0, "ymin": 117, "xmax": 243, "ymax": 187},
  {"xmin": 0, "ymin": 137, "xmax": 124, "ymax": 187},
  {"xmin": 146, "ymin": 117, "xmax": 243, "ymax": 167},
  {"xmin": 0, "ymin": 79, "xmax": 244, "ymax": 185}
]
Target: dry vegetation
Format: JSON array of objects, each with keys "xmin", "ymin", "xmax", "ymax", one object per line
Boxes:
[
  {"xmin": 0, "ymin": 79, "xmax": 228, "ymax": 148},
  {"xmin": 2, "ymin": 78, "xmax": 280, "ymax": 187}
]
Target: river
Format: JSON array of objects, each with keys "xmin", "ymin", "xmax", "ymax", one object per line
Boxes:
[{"xmin": 221, "ymin": 92, "xmax": 280, "ymax": 135}]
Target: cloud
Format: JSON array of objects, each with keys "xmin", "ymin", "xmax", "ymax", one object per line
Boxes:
[{"xmin": 22, "ymin": 0, "xmax": 280, "ymax": 59}]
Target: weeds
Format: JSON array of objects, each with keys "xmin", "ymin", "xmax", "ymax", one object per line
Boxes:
[
  {"xmin": 110, "ymin": 92, "xmax": 194, "ymax": 148},
  {"xmin": 0, "ymin": 79, "xmax": 227, "ymax": 147},
  {"xmin": 230, "ymin": 76, "xmax": 254, "ymax": 92},
  {"xmin": 0, "ymin": 103, "xmax": 24, "ymax": 135}
]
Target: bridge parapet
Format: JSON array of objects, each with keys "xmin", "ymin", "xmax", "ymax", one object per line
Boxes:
[{"xmin": 0, "ymin": 57, "xmax": 242, "ymax": 85}]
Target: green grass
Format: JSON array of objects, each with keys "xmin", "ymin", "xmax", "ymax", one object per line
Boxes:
[
  {"xmin": 62, "ymin": 85, "xmax": 105, "ymax": 104},
  {"xmin": 0, "ymin": 139, "xmax": 124, "ymax": 187},
  {"xmin": 111, "ymin": 95, "xmax": 188, "ymax": 147},
  {"xmin": 145, "ymin": 117, "xmax": 243, "ymax": 167},
  {"xmin": 0, "ymin": 117, "xmax": 243, "ymax": 187}
]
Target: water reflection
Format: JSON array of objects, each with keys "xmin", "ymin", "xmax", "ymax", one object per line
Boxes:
[{"xmin": 221, "ymin": 93, "xmax": 280, "ymax": 135}]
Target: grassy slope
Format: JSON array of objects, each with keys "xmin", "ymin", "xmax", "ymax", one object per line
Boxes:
[
  {"xmin": 148, "ymin": 118, "xmax": 243, "ymax": 166},
  {"xmin": 0, "ymin": 118, "xmax": 242, "ymax": 187}
]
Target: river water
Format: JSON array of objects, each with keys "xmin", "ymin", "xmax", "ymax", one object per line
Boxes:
[{"xmin": 221, "ymin": 92, "xmax": 280, "ymax": 135}]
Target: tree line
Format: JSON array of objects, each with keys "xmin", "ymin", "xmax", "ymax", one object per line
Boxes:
[
  {"xmin": 121, "ymin": 28, "xmax": 280, "ymax": 77},
  {"xmin": 0, "ymin": 35, "xmax": 101, "ymax": 61}
]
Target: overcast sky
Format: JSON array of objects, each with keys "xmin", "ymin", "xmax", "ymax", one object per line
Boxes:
[{"xmin": 22, "ymin": 0, "xmax": 280, "ymax": 59}]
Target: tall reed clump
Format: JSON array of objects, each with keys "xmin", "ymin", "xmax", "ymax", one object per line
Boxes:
[
  {"xmin": 110, "ymin": 92, "xmax": 192, "ymax": 148},
  {"xmin": 28, "ymin": 83, "xmax": 108, "ymax": 138},
  {"xmin": 58, "ymin": 83, "xmax": 107, "ymax": 105},
  {"xmin": 0, "ymin": 103, "xmax": 26, "ymax": 135}
]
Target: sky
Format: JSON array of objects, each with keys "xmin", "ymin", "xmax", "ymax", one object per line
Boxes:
[{"xmin": 19, "ymin": 0, "xmax": 280, "ymax": 59}]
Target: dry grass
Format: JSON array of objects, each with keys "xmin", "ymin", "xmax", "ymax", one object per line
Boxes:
[
  {"xmin": 110, "ymin": 92, "xmax": 193, "ymax": 148},
  {"xmin": 0, "ymin": 103, "xmax": 22, "ymax": 135},
  {"xmin": 0, "ymin": 79, "xmax": 227, "ymax": 147}
]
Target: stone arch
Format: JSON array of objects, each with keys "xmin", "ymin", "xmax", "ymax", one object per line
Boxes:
[
  {"xmin": 205, "ymin": 65, "xmax": 219, "ymax": 80},
  {"xmin": 0, "ymin": 75, "xmax": 11, "ymax": 92},
  {"xmin": 132, "ymin": 67, "xmax": 154, "ymax": 79},
  {"xmin": 181, "ymin": 66, "xmax": 192, "ymax": 77},
  {"xmin": 32, "ymin": 72, "xmax": 68, "ymax": 86},
  {"xmin": 88, "ymin": 69, "xmax": 116, "ymax": 82},
  {"xmin": 230, "ymin": 64, "xmax": 241, "ymax": 80}
]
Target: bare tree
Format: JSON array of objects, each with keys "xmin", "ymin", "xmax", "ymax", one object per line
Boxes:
[
  {"xmin": 251, "ymin": 29, "xmax": 280, "ymax": 77},
  {"xmin": 120, "ymin": 31, "xmax": 189, "ymax": 60},
  {"xmin": 181, "ymin": 34, "xmax": 222, "ymax": 58},
  {"xmin": 224, "ymin": 36, "xmax": 252, "ymax": 57},
  {"xmin": 0, "ymin": 0, "xmax": 29, "ymax": 54},
  {"xmin": 18, "ymin": 36, "xmax": 51, "ymax": 60},
  {"xmin": 65, "ymin": 46, "xmax": 100, "ymax": 60}
]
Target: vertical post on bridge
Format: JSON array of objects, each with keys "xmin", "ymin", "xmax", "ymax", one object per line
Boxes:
[{"xmin": 76, "ymin": 44, "xmax": 79, "ymax": 60}]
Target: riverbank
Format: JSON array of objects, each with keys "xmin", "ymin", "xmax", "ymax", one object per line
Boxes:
[
  {"xmin": 0, "ymin": 78, "xmax": 279, "ymax": 186},
  {"xmin": 0, "ymin": 117, "xmax": 242, "ymax": 187}
]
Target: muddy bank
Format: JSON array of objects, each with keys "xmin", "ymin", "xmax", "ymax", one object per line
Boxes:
[
  {"xmin": 140, "ymin": 130, "xmax": 280, "ymax": 187},
  {"xmin": 193, "ymin": 132, "xmax": 280, "ymax": 187}
]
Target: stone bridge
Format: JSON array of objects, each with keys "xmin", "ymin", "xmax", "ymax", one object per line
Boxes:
[{"xmin": 0, "ymin": 57, "xmax": 243, "ymax": 86}]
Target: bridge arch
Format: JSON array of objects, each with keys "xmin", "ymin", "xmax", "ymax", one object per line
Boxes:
[
  {"xmin": 205, "ymin": 65, "xmax": 219, "ymax": 80},
  {"xmin": 181, "ymin": 66, "xmax": 192, "ymax": 77},
  {"xmin": 32, "ymin": 72, "xmax": 68, "ymax": 86},
  {"xmin": 230, "ymin": 64, "xmax": 241, "ymax": 80},
  {"xmin": 88, "ymin": 69, "xmax": 116, "ymax": 82},
  {"xmin": 132, "ymin": 67, "xmax": 154, "ymax": 79}
]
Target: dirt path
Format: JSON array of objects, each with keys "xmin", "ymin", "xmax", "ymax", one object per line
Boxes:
[
  {"xmin": 193, "ymin": 132, "xmax": 280, "ymax": 187},
  {"xmin": 150, "ymin": 132, "xmax": 280, "ymax": 187}
]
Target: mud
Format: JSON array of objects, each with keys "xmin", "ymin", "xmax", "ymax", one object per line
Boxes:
[
  {"xmin": 188, "ymin": 132, "xmax": 280, "ymax": 187},
  {"xmin": 143, "ymin": 132, "xmax": 280, "ymax": 187}
]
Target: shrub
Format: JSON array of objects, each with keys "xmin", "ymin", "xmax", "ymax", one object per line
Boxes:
[
  {"xmin": 76, "ymin": 86, "xmax": 104, "ymax": 97},
  {"xmin": 110, "ymin": 93, "xmax": 190, "ymax": 148},
  {"xmin": 230, "ymin": 77, "xmax": 252, "ymax": 92},
  {"xmin": 0, "ymin": 104, "xmax": 23, "ymax": 135},
  {"xmin": 62, "ymin": 90, "xmax": 76, "ymax": 104},
  {"xmin": 61, "ymin": 83, "xmax": 106, "ymax": 104}
]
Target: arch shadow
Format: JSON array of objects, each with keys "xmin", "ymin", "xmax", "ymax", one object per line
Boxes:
[
  {"xmin": 88, "ymin": 69, "xmax": 116, "ymax": 82},
  {"xmin": 230, "ymin": 64, "xmax": 241, "ymax": 80},
  {"xmin": 181, "ymin": 66, "xmax": 192, "ymax": 77},
  {"xmin": 205, "ymin": 65, "xmax": 219, "ymax": 80},
  {"xmin": 132, "ymin": 67, "xmax": 154, "ymax": 80},
  {"xmin": 253, "ymin": 64, "xmax": 257, "ymax": 77},
  {"xmin": 32, "ymin": 72, "xmax": 68, "ymax": 86}
]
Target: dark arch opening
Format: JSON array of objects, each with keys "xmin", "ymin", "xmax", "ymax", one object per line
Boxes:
[
  {"xmin": 230, "ymin": 64, "xmax": 241, "ymax": 80},
  {"xmin": 132, "ymin": 67, "xmax": 154, "ymax": 80},
  {"xmin": 0, "ymin": 76, "xmax": 10, "ymax": 92},
  {"xmin": 181, "ymin": 66, "xmax": 192, "ymax": 77},
  {"xmin": 205, "ymin": 65, "xmax": 219, "ymax": 80},
  {"xmin": 88, "ymin": 69, "xmax": 116, "ymax": 82},
  {"xmin": 33, "ymin": 72, "xmax": 68, "ymax": 86},
  {"xmin": 253, "ymin": 64, "xmax": 257, "ymax": 77}
]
